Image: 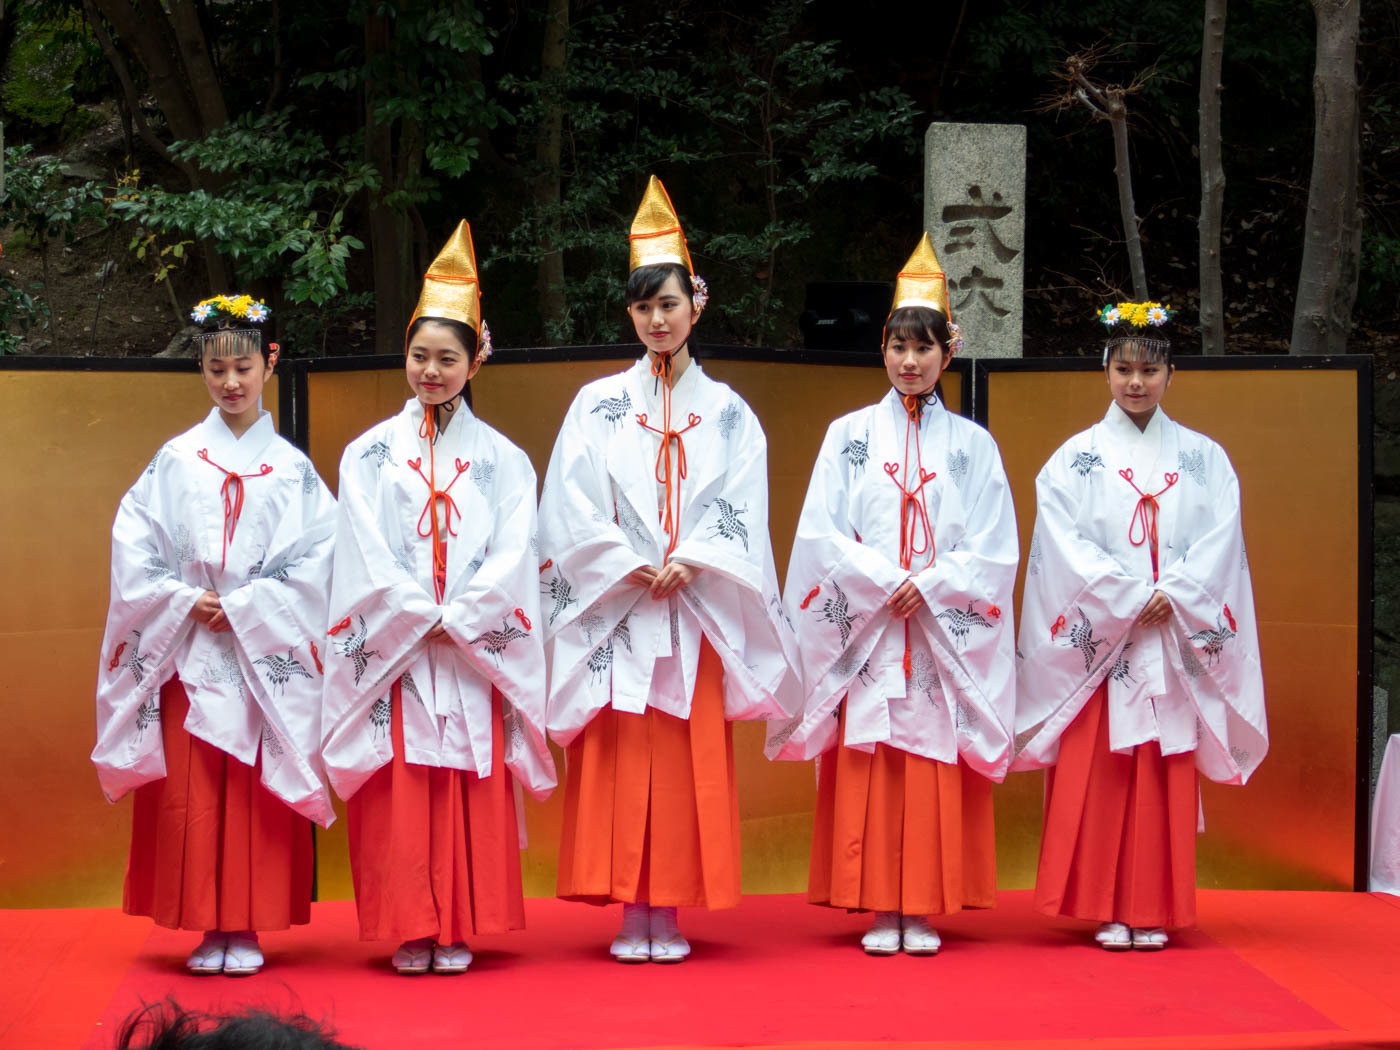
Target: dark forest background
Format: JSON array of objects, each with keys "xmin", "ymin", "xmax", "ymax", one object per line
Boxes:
[{"xmin": 0, "ymin": 0, "xmax": 1395, "ymax": 359}]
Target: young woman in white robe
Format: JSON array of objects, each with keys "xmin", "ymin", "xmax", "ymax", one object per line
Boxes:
[
  {"xmin": 93, "ymin": 296, "xmax": 337, "ymax": 976},
  {"xmin": 1014, "ymin": 304, "xmax": 1267, "ymax": 950},
  {"xmin": 768, "ymin": 234, "xmax": 1019, "ymax": 956},
  {"xmin": 319, "ymin": 222, "xmax": 556, "ymax": 975},
  {"xmin": 539, "ymin": 177, "xmax": 799, "ymax": 962}
]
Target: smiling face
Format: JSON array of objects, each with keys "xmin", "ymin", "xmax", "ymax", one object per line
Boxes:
[
  {"xmin": 1106, "ymin": 349, "xmax": 1173, "ymax": 426},
  {"xmin": 882, "ymin": 330, "xmax": 952, "ymax": 397},
  {"xmin": 627, "ymin": 272, "xmax": 699, "ymax": 358},
  {"xmin": 201, "ymin": 347, "xmax": 277, "ymax": 424},
  {"xmin": 406, "ymin": 320, "xmax": 480, "ymax": 406}
]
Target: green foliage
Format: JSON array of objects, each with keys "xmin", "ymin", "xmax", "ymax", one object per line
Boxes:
[
  {"xmin": 0, "ymin": 274, "xmax": 52, "ymax": 353},
  {"xmin": 107, "ymin": 111, "xmax": 371, "ymax": 305},
  {"xmin": 1, "ymin": 9, "xmax": 104, "ymax": 134},
  {"xmin": 1360, "ymin": 230, "xmax": 1400, "ymax": 311},
  {"xmin": 0, "ymin": 145, "xmax": 106, "ymax": 247}
]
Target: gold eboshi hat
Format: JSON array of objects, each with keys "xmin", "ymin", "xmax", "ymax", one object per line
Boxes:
[
  {"xmin": 411, "ymin": 220, "xmax": 482, "ymax": 333},
  {"xmin": 629, "ymin": 176, "xmax": 694, "ymax": 274},
  {"xmin": 891, "ymin": 232, "xmax": 951, "ymax": 319}
]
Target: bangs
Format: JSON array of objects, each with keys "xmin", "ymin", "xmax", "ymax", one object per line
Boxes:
[
  {"xmin": 626, "ymin": 262, "xmax": 692, "ymax": 306},
  {"xmin": 193, "ymin": 329, "xmax": 262, "ymax": 361},
  {"xmin": 1103, "ymin": 336, "xmax": 1172, "ymax": 366},
  {"xmin": 884, "ymin": 305, "xmax": 949, "ymax": 349}
]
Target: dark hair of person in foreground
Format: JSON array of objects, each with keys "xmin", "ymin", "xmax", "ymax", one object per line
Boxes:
[{"xmin": 116, "ymin": 1001, "xmax": 362, "ymax": 1050}]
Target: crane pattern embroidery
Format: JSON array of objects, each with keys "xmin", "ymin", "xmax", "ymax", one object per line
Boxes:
[
  {"xmin": 400, "ymin": 670, "xmax": 424, "ymax": 706},
  {"xmin": 706, "ymin": 498, "xmax": 749, "ymax": 551},
  {"xmin": 334, "ymin": 615, "xmax": 379, "ymax": 686},
  {"xmin": 1107, "ymin": 642, "xmax": 1136, "ymax": 683},
  {"xmin": 208, "ymin": 645, "xmax": 243, "ymax": 685},
  {"xmin": 296, "ymin": 459, "xmax": 319, "ymax": 494},
  {"xmin": 143, "ymin": 555, "xmax": 173, "ymax": 582},
  {"xmin": 936, "ymin": 602, "xmax": 995, "ymax": 649},
  {"xmin": 145, "ymin": 445, "xmax": 168, "ymax": 476},
  {"xmin": 369, "ymin": 696, "xmax": 390, "ymax": 739},
  {"xmin": 1027, "ymin": 532, "xmax": 1043, "ymax": 577},
  {"xmin": 910, "ymin": 649, "xmax": 942, "ymax": 702},
  {"xmin": 856, "ymin": 660, "xmax": 876, "ymax": 687},
  {"xmin": 470, "ymin": 459, "xmax": 495, "ymax": 495},
  {"xmin": 614, "ymin": 496, "xmax": 650, "ymax": 546},
  {"xmin": 767, "ymin": 716, "xmax": 801, "ymax": 752},
  {"xmin": 1071, "ymin": 450, "xmax": 1104, "ymax": 477},
  {"xmin": 841, "ymin": 430, "xmax": 870, "ymax": 472},
  {"xmin": 947, "ymin": 448, "xmax": 970, "ymax": 484},
  {"xmin": 717, "ymin": 401, "xmax": 742, "ymax": 440},
  {"xmin": 541, "ymin": 569, "xmax": 578, "ymax": 626},
  {"xmin": 135, "ymin": 694, "xmax": 159, "ymax": 735},
  {"xmin": 1065, "ymin": 606, "xmax": 1106, "ymax": 671},
  {"xmin": 361, "ymin": 441, "xmax": 392, "ymax": 467},
  {"xmin": 1178, "ymin": 448, "xmax": 1207, "ymax": 486},
  {"xmin": 591, "ymin": 391, "xmax": 633, "ymax": 428},
  {"xmin": 172, "ymin": 524, "xmax": 196, "ymax": 564},
  {"xmin": 578, "ymin": 603, "xmax": 607, "ymax": 644},
  {"xmin": 261, "ymin": 724, "xmax": 286, "ymax": 759},
  {"xmin": 817, "ymin": 581, "xmax": 861, "ymax": 646},
  {"xmin": 1189, "ymin": 615, "xmax": 1236, "ymax": 667},
  {"xmin": 1178, "ymin": 635, "xmax": 1208, "ymax": 678},
  {"xmin": 254, "ymin": 648, "xmax": 315, "ymax": 696},
  {"xmin": 119, "ymin": 630, "xmax": 149, "ymax": 685},
  {"xmin": 472, "ymin": 618, "xmax": 529, "ymax": 667}
]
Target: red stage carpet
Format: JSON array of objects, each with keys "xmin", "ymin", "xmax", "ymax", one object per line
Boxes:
[{"xmin": 3, "ymin": 891, "xmax": 1399, "ymax": 1050}]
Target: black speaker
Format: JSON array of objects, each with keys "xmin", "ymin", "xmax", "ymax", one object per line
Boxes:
[{"xmin": 798, "ymin": 281, "xmax": 895, "ymax": 351}]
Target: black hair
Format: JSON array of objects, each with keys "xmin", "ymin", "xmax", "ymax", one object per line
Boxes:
[
  {"xmin": 625, "ymin": 262, "xmax": 693, "ymax": 307},
  {"xmin": 406, "ymin": 315, "xmax": 480, "ymax": 364},
  {"xmin": 116, "ymin": 1000, "xmax": 361, "ymax": 1050},
  {"xmin": 884, "ymin": 305, "xmax": 951, "ymax": 353},
  {"xmin": 1104, "ymin": 336, "xmax": 1173, "ymax": 367},
  {"xmin": 193, "ymin": 325, "xmax": 271, "ymax": 366}
]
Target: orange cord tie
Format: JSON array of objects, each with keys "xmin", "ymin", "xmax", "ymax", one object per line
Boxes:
[
  {"xmin": 882, "ymin": 399, "xmax": 938, "ymax": 572},
  {"xmin": 197, "ymin": 449, "xmax": 273, "ymax": 570},
  {"xmin": 635, "ymin": 352, "xmax": 701, "ymax": 560},
  {"xmin": 1119, "ymin": 468, "xmax": 1179, "ymax": 582},
  {"xmin": 411, "ymin": 406, "xmax": 471, "ymax": 602}
]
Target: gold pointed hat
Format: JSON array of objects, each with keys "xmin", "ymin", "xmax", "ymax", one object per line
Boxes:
[
  {"xmin": 629, "ymin": 176, "xmax": 693, "ymax": 273},
  {"xmin": 411, "ymin": 220, "xmax": 482, "ymax": 332},
  {"xmin": 891, "ymin": 232, "xmax": 951, "ymax": 319}
]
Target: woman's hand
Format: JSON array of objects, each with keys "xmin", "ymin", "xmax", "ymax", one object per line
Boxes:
[
  {"xmin": 650, "ymin": 562, "xmax": 698, "ymax": 599},
  {"xmin": 886, "ymin": 580, "xmax": 926, "ymax": 619},
  {"xmin": 1137, "ymin": 590, "xmax": 1171, "ymax": 627},
  {"xmin": 426, "ymin": 619, "xmax": 448, "ymax": 639},
  {"xmin": 192, "ymin": 590, "xmax": 231, "ymax": 633},
  {"xmin": 627, "ymin": 565, "xmax": 659, "ymax": 589}
]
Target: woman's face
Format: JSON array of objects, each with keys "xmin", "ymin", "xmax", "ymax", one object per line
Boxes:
[
  {"xmin": 406, "ymin": 321, "xmax": 480, "ymax": 405},
  {"xmin": 201, "ymin": 348, "xmax": 277, "ymax": 420},
  {"xmin": 882, "ymin": 331, "xmax": 951, "ymax": 397},
  {"xmin": 627, "ymin": 273, "xmax": 699, "ymax": 357},
  {"xmin": 1106, "ymin": 352, "xmax": 1173, "ymax": 425}
]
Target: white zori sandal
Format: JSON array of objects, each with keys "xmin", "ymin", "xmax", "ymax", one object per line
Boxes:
[
  {"xmin": 392, "ymin": 937, "xmax": 433, "ymax": 975},
  {"xmin": 1131, "ymin": 927, "xmax": 1169, "ymax": 951},
  {"xmin": 649, "ymin": 905, "xmax": 690, "ymax": 963},
  {"xmin": 901, "ymin": 914, "xmax": 941, "ymax": 955},
  {"xmin": 610, "ymin": 901, "xmax": 651, "ymax": 963},
  {"xmin": 861, "ymin": 911, "xmax": 901, "ymax": 955},
  {"xmin": 222, "ymin": 931, "xmax": 264, "ymax": 976},
  {"xmin": 432, "ymin": 942, "xmax": 473, "ymax": 973},
  {"xmin": 186, "ymin": 932, "xmax": 228, "ymax": 975},
  {"xmin": 1095, "ymin": 922, "xmax": 1132, "ymax": 951}
]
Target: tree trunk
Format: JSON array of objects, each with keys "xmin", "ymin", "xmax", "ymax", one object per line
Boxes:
[
  {"xmin": 1291, "ymin": 0, "xmax": 1362, "ymax": 356},
  {"xmin": 364, "ymin": 11, "xmax": 416, "ymax": 356},
  {"xmin": 1108, "ymin": 91, "xmax": 1149, "ymax": 301},
  {"xmin": 534, "ymin": 0, "xmax": 569, "ymax": 344},
  {"xmin": 1198, "ymin": 0, "xmax": 1227, "ymax": 355}
]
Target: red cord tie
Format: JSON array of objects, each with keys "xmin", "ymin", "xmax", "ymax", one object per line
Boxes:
[
  {"xmin": 538, "ymin": 559, "xmax": 553, "ymax": 573},
  {"xmin": 107, "ymin": 641, "xmax": 127, "ymax": 672},
  {"xmin": 799, "ymin": 586, "xmax": 820, "ymax": 610},
  {"xmin": 987, "ymin": 604, "xmax": 1001, "ymax": 621},
  {"xmin": 514, "ymin": 608, "xmax": 532, "ymax": 631},
  {"xmin": 309, "ymin": 640, "xmax": 324, "ymax": 674},
  {"xmin": 1223, "ymin": 603, "xmax": 1237, "ymax": 632},
  {"xmin": 411, "ymin": 406, "xmax": 472, "ymax": 603},
  {"xmin": 635, "ymin": 352, "xmax": 701, "ymax": 561},
  {"xmin": 1119, "ymin": 469, "xmax": 1179, "ymax": 582},
  {"xmin": 885, "ymin": 462, "xmax": 936, "ymax": 571},
  {"xmin": 197, "ymin": 449, "xmax": 273, "ymax": 570},
  {"xmin": 328, "ymin": 616, "xmax": 352, "ymax": 636},
  {"xmin": 1050, "ymin": 614, "xmax": 1066, "ymax": 640}
]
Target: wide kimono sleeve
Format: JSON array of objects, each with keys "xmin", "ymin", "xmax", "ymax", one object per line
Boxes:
[
  {"xmin": 1014, "ymin": 442, "xmax": 1154, "ymax": 769},
  {"xmin": 439, "ymin": 445, "xmax": 556, "ymax": 799},
  {"xmin": 1155, "ymin": 443, "xmax": 1268, "ymax": 784},
  {"xmin": 92, "ymin": 456, "xmax": 203, "ymax": 802},
  {"xmin": 216, "ymin": 454, "xmax": 338, "ymax": 826},
  {"xmin": 767, "ymin": 417, "xmax": 908, "ymax": 761},
  {"xmin": 670, "ymin": 401, "xmax": 801, "ymax": 723},
  {"xmin": 538, "ymin": 390, "xmax": 651, "ymax": 744},
  {"xmin": 319, "ymin": 439, "xmax": 442, "ymax": 800}
]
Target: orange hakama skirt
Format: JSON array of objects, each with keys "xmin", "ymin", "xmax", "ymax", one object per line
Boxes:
[
  {"xmin": 556, "ymin": 638, "xmax": 740, "ymax": 909},
  {"xmin": 347, "ymin": 682, "xmax": 524, "ymax": 943},
  {"xmin": 809, "ymin": 702, "xmax": 996, "ymax": 915},
  {"xmin": 124, "ymin": 677, "xmax": 314, "ymax": 932},
  {"xmin": 1033, "ymin": 683, "xmax": 1198, "ymax": 929}
]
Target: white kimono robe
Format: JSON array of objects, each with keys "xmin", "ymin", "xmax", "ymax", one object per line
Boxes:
[
  {"xmin": 1014, "ymin": 403, "xmax": 1268, "ymax": 785},
  {"xmin": 93, "ymin": 408, "xmax": 337, "ymax": 827},
  {"xmin": 320, "ymin": 399, "xmax": 556, "ymax": 805},
  {"xmin": 538, "ymin": 358, "xmax": 800, "ymax": 744},
  {"xmin": 767, "ymin": 389, "xmax": 1020, "ymax": 781}
]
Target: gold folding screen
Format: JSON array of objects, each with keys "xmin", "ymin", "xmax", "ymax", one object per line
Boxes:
[{"xmin": 0, "ymin": 353, "xmax": 1361, "ymax": 909}]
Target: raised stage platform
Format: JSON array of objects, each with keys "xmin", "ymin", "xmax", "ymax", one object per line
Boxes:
[{"xmin": 4, "ymin": 891, "xmax": 1399, "ymax": 1050}]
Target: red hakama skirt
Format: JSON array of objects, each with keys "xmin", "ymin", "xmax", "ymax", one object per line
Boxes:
[
  {"xmin": 556, "ymin": 639, "xmax": 741, "ymax": 909},
  {"xmin": 1034, "ymin": 683, "xmax": 1199, "ymax": 929},
  {"xmin": 124, "ymin": 677, "xmax": 314, "ymax": 932}
]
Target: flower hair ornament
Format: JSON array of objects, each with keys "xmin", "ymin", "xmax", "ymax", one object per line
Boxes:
[
  {"xmin": 190, "ymin": 293, "xmax": 271, "ymax": 359},
  {"xmin": 690, "ymin": 274, "xmax": 710, "ymax": 311},
  {"xmin": 1099, "ymin": 300, "xmax": 1173, "ymax": 364},
  {"xmin": 946, "ymin": 320, "xmax": 964, "ymax": 356},
  {"xmin": 478, "ymin": 318, "xmax": 494, "ymax": 363}
]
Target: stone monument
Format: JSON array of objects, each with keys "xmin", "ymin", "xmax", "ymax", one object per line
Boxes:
[{"xmin": 923, "ymin": 122, "xmax": 1026, "ymax": 358}]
